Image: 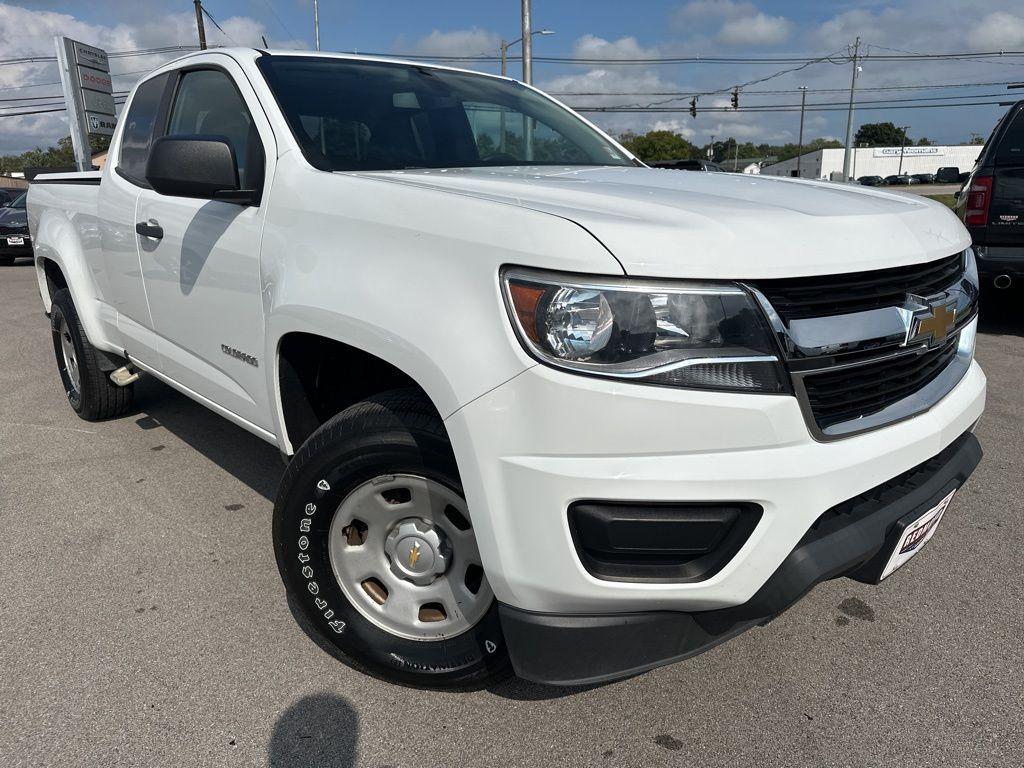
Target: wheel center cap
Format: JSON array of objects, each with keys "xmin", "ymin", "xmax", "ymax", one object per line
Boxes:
[
  {"xmin": 384, "ymin": 518, "xmax": 450, "ymax": 586},
  {"xmin": 395, "ymin": 535, "xmax": 436, "ymax": 576}
]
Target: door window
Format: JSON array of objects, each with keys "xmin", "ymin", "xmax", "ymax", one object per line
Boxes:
[
  {"xmin": 118, "ymin": 73, "xmax": 169, "ymax": 184},
  {"xmin": 166, "ymin": 69, "xmax": 263, "ymax": 188}
]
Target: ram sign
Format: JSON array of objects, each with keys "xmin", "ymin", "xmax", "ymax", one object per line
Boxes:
[{"xmin": 55, "ymin": 36, "xmax": 117, "ymax": 169}]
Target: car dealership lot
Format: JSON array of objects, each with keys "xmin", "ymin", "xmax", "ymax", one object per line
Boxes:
[{"xmin": 0, "ymin": 263, "xmax": 1021, "ymax": 768}]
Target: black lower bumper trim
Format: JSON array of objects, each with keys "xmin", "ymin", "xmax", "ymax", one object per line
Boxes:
[{"xmin": 500, "ymin": 431, "xmax": 983, "ymax": 686}]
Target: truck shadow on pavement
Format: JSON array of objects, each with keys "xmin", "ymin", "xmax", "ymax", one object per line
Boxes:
[
  {"xmin": 132, "ymin": 377, "xmax": 284, "ymax": 500},
  {"xmin": 268, "ymin": 693, "xmax": 358, "ymax": 767}
]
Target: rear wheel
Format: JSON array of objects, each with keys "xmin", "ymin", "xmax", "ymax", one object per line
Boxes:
[
  {"xmin": 273, "ymin": 389, "xmax": 510, "ymax": 688},
  {"xmin": 50, "ymin": 289, "xmax": 134, "ymax": 420},
  {"xmin": 0, "ymin": 256, "xmax": 14, "ymax": 267}
]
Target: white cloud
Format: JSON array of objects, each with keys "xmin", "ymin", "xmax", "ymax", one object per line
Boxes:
[
  {"xmin": 967, "ymin": 11, "xmax": 1024, "ymax": 49},
  {"xmin": 405, "ymin": 28, "xmax": 500, "ymax": 58},
  {"xmin": 717, "ymin": 12, "xmax": 792, "ymax": 46},
  {"xmin": 540, "ymin": 67, "xmax": 693, "ymax": 137},
  {"xmin": 0, "ymin": 4, "xmax": 287, "ymax": 155},
  {"xmin": 674, "ymin": 0, "xmax": 757, "ymax": 22},
  {"xmin": 572, "ymin": 35, "xmax": 662, "ymax": 61}
]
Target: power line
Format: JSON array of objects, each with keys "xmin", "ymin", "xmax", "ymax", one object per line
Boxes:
[
  {"xmin": 373, "ymin": 49, "xmax": 1024, "ymax": 65},
  {"xmin": 257, "ymin": 0, "xmax": 299, "ymax": 43},
  {"xmin": 576, "ymin": 100, "xmax": 1013, "ymax": 114},
  {"xmin": 0, "ymin": 45, "xmax": 202, "ymax": 68},
  {"xmin": 552, "ymin": 80, "xmax": 1024, "ymax": 97}
]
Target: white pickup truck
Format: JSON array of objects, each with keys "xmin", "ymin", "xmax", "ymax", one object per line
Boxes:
[{"xmin": 29, "ymin": 48, "xmax": 985, "ymax": 688}]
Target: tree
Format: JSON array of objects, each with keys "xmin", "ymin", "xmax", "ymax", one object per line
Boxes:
[
  {"xmin": 618, "ymin": 130, "xmax": 698, "ymax": 162},
  {"xmin": 854, "ymin": 122, "xmax": 910, "ymax": 147},
  {"xmin": 968, "ymin": 132, "xmax": 985, "ymax": 145},
  {"xmin": 0, "ymin": 135, "xmax": 109, "ymax": 175},
  {"xmin": 916, "ymin": 137, "xmax": 934, "ymax": 146}
]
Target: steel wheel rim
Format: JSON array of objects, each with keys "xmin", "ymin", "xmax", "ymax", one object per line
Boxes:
[
  {"xmin": 328, "ymin": 474, "xmax": 493, "ymax": 641},
  {"xmin": 55, "ymin": 313, "xmax": 81, "ymax": 396}
]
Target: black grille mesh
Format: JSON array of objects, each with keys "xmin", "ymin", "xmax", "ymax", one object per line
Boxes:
[
  {"xmin": 751, "ymin": 253, "xmax": 963, "ymax": 320},
  {"xmin": 802, "ymin": 333, "xmax": 960, "ymax": 431}
]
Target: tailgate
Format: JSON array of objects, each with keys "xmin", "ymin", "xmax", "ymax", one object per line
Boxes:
[{"xmin": 989, "ymin": 167, "xmax": 1024, "ymax": 243}]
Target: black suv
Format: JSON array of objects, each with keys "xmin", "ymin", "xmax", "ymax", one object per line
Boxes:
[
  {"xmin": 0, "ymin": 191, "xmax": 30, "ymax": 266},
  {"xmin": 956, "ymin": 100, "xmax": 1024, "ymax": 288}
]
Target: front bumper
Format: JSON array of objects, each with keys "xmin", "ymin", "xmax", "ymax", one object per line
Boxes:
[
  {"xmin": 445, "ymin": 356, "xmax": 985, "ymax": 614},
  {"xmin": 499, "ymin": 431, "xmax": 982, "ymax": 685}
]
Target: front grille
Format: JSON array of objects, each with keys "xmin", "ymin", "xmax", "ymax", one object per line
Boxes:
[
  {"xmin": 801, "ymin": 333, "xmax": 960, "ymax": 431},
  {"xmin": 751, "ymin": 253, "xmax": 963, "ymax": 320}
]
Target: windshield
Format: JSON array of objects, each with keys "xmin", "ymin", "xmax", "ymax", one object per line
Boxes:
[
  {"xmin": 10, "ymin": 192, "xmax": 26, "ymax": 209},
  {"xmin": 257, "ymin": 56, "xmax": 633, "ymax": 172}
]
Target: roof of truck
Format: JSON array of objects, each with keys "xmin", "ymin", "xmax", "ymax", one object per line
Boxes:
[{"xmin": 161, "ymin": 47, "xmax": 518, "ymax": 84}]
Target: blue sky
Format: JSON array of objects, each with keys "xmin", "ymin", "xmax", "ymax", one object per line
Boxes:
[{"xmin": 3, "ymin": 0, "xmax": 1024, "ymax": 154}]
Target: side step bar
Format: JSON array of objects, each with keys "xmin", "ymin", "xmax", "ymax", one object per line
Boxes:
[{"xmin": 109, "ymin": 365, "xmax": 140, "ymax": 387}]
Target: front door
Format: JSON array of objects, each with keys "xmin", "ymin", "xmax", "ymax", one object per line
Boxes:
[{"xmin": 135, "ymin": 64, "xmax": 274, "ymax": 430}]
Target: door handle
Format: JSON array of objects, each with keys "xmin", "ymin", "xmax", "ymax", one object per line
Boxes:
[{"xmin": 135, "ymin": 220, "xmax": 163, "ymax": 239}]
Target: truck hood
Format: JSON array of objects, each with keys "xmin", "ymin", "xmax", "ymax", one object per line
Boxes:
[{"xmin": 356, "ymin": 166, "xmax": 969, "ymax": 279}]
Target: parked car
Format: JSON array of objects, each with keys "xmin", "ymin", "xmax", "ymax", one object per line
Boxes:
[
  {"xmin": 0, "ymin": 188, "xmax": 18, "ymax": 206},
  {"xmin": 653, "ymin": 159, "xmax": 726, "ymax": 172},
  {"xmin": 912, "ymin": 173, "xmax": 936, "ymax": 184},
  {"xmin": 955, "ymin": 99, "xmax": 1024, "ymax": 289},
  {"xmin": 0, "ymin": 191, "xmax": 30, "ymax": 265},
  {"xmin": 28, "ymin": 48, "xmax": 985, "ymax": 688},
  {"xmin": 935, "ymin": 166, "xmax": 961, "ymax": 184},
  {"xmin": 858, "ymin": 175, "xmax": 886, "ymax": 186}
]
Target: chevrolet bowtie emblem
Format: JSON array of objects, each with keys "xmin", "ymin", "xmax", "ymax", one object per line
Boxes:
[
  {"xmin": 407, "ymin": 541, "xmax": 422, "ymax": 568},
  {"xmin": 907, "ymin": 297, "xmax": 957, "ymax": 346}
]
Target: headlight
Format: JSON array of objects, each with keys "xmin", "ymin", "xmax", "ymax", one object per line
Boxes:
[{"xmin": 502, "ymin": 268, "xmax": 790, "ymax": 393}]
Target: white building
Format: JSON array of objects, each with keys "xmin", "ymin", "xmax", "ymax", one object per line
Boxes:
[{"xmin": 762, "ymin": 145, "xmax": 983, "ymax": 180}]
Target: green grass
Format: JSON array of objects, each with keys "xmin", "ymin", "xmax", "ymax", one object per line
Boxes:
[{"xmin": 925, "ymin": 194, "xmax": 957, "ymax": 209}]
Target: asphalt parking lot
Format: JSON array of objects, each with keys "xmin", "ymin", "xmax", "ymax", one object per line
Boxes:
[{"xmin": 1, "ymin": 259, "xmax": 1021, "ymax": 768}]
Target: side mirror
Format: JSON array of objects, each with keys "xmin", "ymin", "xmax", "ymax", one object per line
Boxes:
[{"xmin": 145, "ymin": 135, "xmax": 257, "ymax": 205}]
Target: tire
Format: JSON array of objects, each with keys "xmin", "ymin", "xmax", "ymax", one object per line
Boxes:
[
  {"xmin": 50, "ymin": 288, "xmax": 134, "ymax": 420},
  {"xmin": 273, "ymin": 389, "xmax": 511, "ymax": 688},
  {"xmin": 0, "ymin": 256, "xmax": 14, "ymax": 266}
]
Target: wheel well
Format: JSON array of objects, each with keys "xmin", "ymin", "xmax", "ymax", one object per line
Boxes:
[
  {"xmin": 278, "ymin": 332, "xmax": 423, "ymax": 452},
  {"xmin": 43, "ymin": 258, "xmax": 68, "ymax": 303}
]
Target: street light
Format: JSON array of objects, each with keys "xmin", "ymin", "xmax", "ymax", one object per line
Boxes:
[
  {"xmin": 796, "ymin": 85, "xmax": 807, "ymax": 178},
  {"xmin": 500, "ymin": 29, "xmax": 554, "ymax": 78}
]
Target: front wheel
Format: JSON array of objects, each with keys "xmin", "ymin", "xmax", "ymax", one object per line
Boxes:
[{"xmin": 273, "ymin": 389, "xmax": 511, "ymax": 688}]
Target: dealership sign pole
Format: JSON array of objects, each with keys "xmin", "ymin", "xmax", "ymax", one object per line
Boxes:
[{"xmin": 54, "ymin": 37, "xmax": 116, "ymax": 172}]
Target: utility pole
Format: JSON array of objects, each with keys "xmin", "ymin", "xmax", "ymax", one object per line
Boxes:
[
  {"xmin": 500, "ymin": 40, "xmax": 508, "ymax": 76},
  {"xmin": 521, "ymin": 0, "xmax": 532, "ymax": 84},
  {"xmin": 897, "ymin": 125, "xmax": 910, "ymax": 176},
  {"xmin": 313, "ymin": 0, "xmax": 320, "ymax": 51},
  {"xmin": 796, "ymin": 85, "xmax": 807, "ymax": 178},
  {"xmin": 521, "ymin": 0, "xmax": 533, "ymax": 161},
  {"xmin": 841, "ymin": 36, "xmax": 861, "ymax": 181},
  {"xmin": 708, "ymin": 135, "xmax": 715, "ymax": 161},
  {"xmin": 193, "ymin": 0, "xmax": 207, "ymax": 50}
]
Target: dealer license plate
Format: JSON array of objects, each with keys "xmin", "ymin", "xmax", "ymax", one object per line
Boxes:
[
  {"xmin": 5, "ymin": 236, "xmax": 24, "ymax": 246},
  {"xmin": 880, "ymin": 489, "xmax": 956, "ymax": 580}
]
